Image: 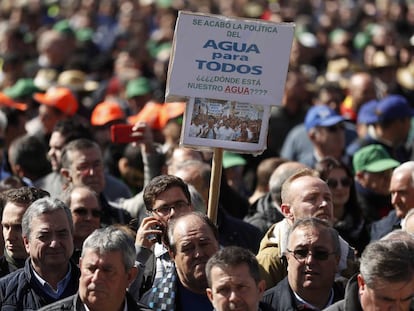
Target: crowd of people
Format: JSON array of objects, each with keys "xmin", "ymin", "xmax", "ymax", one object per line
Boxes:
[{"xmin": 0, "ymin": 0, "xmax": 414, "ymax": 310}]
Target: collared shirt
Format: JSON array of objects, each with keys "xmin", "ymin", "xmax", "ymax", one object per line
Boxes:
[
  {"xmin": 83, "ymin": 298, "xmax": 128, "ymax": 311},
  {"xmin": 31, "ymin": 263, "xmax": 72, "ymax": 299},
  {"xmin": 293, "ymin": 288, "xmax": 334, "ymax": 310}
]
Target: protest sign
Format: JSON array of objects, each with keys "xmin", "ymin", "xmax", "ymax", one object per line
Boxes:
[{"xmin": 166, "ymin": 11, "xmax": 295, "ymax": 106}]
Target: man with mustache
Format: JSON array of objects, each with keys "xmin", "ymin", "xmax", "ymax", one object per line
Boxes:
[
  {"xmin": 38, "ymin": 226, "xmax": 152, "ymax": 311},
  {"xmin": 262, "ymin": 217, "xmax": 344, "ymax": 310},
  {"xmin": 0, "ymin": 198, "xmax": 80, "ymax": 310},
  {"xmin": 140, "ymin": 212, "xmax": 220, "ymax": 311},
  {"xmin": 257, "ymin": 168, "xmax": 356, "ymax": 289}
]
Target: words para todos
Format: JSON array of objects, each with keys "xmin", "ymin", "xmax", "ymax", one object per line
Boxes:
[{"xmin": 195, "ymin": 40, "xmax": 262, "ymax": 75}]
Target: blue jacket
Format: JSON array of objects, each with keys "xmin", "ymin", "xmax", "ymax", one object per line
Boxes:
[{"xmin": 0, "ymin": 258, "xmax": 80, "ymax": 311}]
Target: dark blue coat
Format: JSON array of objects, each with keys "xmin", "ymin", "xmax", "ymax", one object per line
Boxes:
[{"xmin": 0, "ymin": 258, "xmax": 80, "ymax": 311}]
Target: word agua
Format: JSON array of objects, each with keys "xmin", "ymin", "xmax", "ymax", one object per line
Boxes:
[{"xmin": 195, "ymin": 40, "xmax": 262, "ymax": 75}]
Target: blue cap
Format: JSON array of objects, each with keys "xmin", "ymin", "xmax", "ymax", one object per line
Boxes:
[
  {"xmin": 375, "ymin": 95, "xmax": 414, "ymax": 123},
  {"xmin": 357, "ymin": 100, "xmax": 379, "ymax": 124},
  {"xmin": 305, "ymin": 105, "xmax": 345, "ymax": 132}
]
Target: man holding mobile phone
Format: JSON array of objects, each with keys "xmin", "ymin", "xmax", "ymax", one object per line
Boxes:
[{"xmin": 130, "ymin": 174, "xmax": 194, "ymax": 299}]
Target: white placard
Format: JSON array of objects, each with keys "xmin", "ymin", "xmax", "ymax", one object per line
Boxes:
[{"xmin": 166, "ymin": 11, "xmax": 295, "ymax": 106}]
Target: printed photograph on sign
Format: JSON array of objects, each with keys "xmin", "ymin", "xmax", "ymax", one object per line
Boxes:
[{"xmin": 181, "ymin": 97, "xmax": 269, "ymax": 153}]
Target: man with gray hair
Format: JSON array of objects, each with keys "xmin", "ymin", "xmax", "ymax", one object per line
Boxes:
[
  {"xmin": 0, "ymin": 197, "xmax": 80, "ymax": 310},
  {"xmin": 371, "ymin": 161, "xmax": 414, "ymax": 240},
  {"xmin": 325, "ymin": 239, "xmax": 414, "ymax": 311},
  {"xmin": 39, "ymin": 226, "xmax": 152, "ymax": 311}
]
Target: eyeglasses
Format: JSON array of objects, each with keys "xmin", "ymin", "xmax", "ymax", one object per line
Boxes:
[
  {"xmin": 327, "ymin": 176, "xmax": 352, "ymax": 189},
  {"xmin": 151, "ymin": 200, "xmax": 190, "ymax": 216},
  {"xmin": 325, "ymin": 124, "xmax": 344, "ymax": 133},
  {"xmin": 286, "ymin": 248, "xmax": 336, "ymax": 261},
  {"xmin": 73, "ymin": 208, "xmax": 102, "ymax": 218}
]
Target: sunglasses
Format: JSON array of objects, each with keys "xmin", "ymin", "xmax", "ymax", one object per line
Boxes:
[
  {"xmin": 73, "ymin": 208, "xmax": 101, "ymax": 218},
  {"xmin": 287, "ymin": 248, "xmax": 336, "ymax": 261},
  {"xmin": 327, "ymin": 177, "xmax": 352, "ymax": 189}
]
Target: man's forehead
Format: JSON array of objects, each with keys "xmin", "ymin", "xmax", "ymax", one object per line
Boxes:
[{"xmin": 289, "ymin": 226, "xmax": 331, "ymax": 246}]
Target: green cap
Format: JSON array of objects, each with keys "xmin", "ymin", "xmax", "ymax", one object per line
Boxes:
[
  {"xmin": 4, "ymin": 78, "xmax": 40, "ymax": 99},
  {"xmin": 353, "ymin": 144, "xmax": 400, "ymax": 173},
  {"xmin": 223, "ymin": 151, "xmax": 247, "ymax": 169},
  {"xmin": 126, "ymin": 77, "xmax": 151, "ymax": 99}
]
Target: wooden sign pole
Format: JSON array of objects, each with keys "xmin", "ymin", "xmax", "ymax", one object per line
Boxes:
[{"xmin": 207, "ymin": 147, "xmax": 223, "ymax": 225}]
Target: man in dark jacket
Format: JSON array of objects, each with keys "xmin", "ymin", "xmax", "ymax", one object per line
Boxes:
[
  {"xmin": 38, "ymin": 226, "xmax": 152, "ymax": 311},
  {"xmin": 0, "ymin": 197, "xmax": 80, "ymax": 310},
  {"xmin": 206, "ymin": 245, "xmax": 274, "ymax": 311},
  {"xmin": 262, "ymin": 218, "xmax": 344, "ymax": 310},
  {"xmin": 325, "ymin": 239, "xmax": 414, "ymax": 311}
]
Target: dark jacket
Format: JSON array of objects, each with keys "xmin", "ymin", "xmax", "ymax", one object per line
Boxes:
[
  {"xmin": 262, "ymin": 277, "xmax": 344, "ymax": 311},
  {"xmin": 0, "ymin": 251, "xmax": 25, "ymax": 278},
  {"xmin": 325, "ymin": 274, "xmax": 414, "ymax": 311},
  {"xmin": 323, "ymin": 274, "xmax": 363, "ymax": 311},
  {"xmin": 38, "ymin": 292, "xmax": 152, "ymax": 311},
  {"xmin": 244, "ymin": 193, "xmax": 284, "ymax": 235},
  {"xmin": 370, "ymin": 210, "xmax": 401, "ymax": 241},
  {"xmin": 0, "ymin": 258, "xmax": 80, "ymax": 311}
]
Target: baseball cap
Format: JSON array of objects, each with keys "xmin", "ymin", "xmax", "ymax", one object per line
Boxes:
[
  {"xmin": 57, "ymin": 70, "xmax": 99, "ymax": 92},
  {"xmin": 375, "ymin": 95, "xmax": 414, "ymax": 123},
  {"xmin": 33, "ymin": 87, "xmax": 79, "ymax": 116},
  {"xmin": 0, "ymin": 92, "xmax": 28, "ymax": 111},
  {"xmin": 353, "ymin": 144, "xmax": 400, "ymax": 173},
  {"xmin": 305, "ymin": 105, "xmax": 345, "ymax": 132},
  {"xmin": 125, "ymin": 77, "xmax": 152, "ymax": 99},
  {"xmin": 357, "ymin": 100, "xmax": 378, "ymax": 124},
  {"xmin": 3, "ymin": 78, "xmax": 40, "ymax": 100},
  {"xmin": 223, "ymin": 151, "xmax": 247, "ymax": 169},
  {"xmin": 91, "ymin": 101, "xmax": 125, "ymax": 126}
]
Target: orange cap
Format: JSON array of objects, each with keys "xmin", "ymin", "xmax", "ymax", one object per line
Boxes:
[
  {"xmin": 33, "ymin": 87, "xmax": 78, "ymax": 116},
  {"xmin": 0, "ymin": 92, "xmax": 28, "ymax": 111},
  {"xmin": 128, "ymin": 101, "xmax": 186, "ymax": 129},
  {"xmin": 159, "ymin": 102, "xmax": 185, "ymax": 127},
  {"xmin": 91, "ymin": 101, "xmax": 126, "ymax": 126},
  {"xmin": 127, "ymin": 102, "xmax": 163, "ymax": 129}
]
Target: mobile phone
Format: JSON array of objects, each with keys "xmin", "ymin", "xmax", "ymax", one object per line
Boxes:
[
  {"xmin": 110, "ymin": 124, "xmax": 137, "ymax": 144},
  {"xmin": 147, "ymin": 224, "xmax": 163, "ymax": 244}
]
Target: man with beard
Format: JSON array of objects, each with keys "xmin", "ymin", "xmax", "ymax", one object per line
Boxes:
[
  {"xmin": 140, "ymin": 212, "xmax": 220, "ymax": 311},
  {"xmin": 262, "ymin": 217, "xmax": 344, "ymax": 310}
]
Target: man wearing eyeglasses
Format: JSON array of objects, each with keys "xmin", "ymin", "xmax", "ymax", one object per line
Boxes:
[
  {"xmin": 262, "ymin": 217, "xmax": 344, "ymax": 310},
  {"xmin": 60, "ymin": 185, "xmax": 101, "ymax": 264},
  {"xmin": 257, "ymin": 168, "xmax": 356, "ymax": 289},
  {"xmin": 130, "ymin": 174, "xmax": 194, "ymax": 299}
]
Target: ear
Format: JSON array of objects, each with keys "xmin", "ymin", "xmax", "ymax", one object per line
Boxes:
[
  {"xmin": 281, "ymin": 203, "xmax": 294, "ymax": 221},
  {"xmin": 60, "ymin": 168, "xmax": 72, "ymax": 183},
  {"xmin": 118, "ymin": 157, "xmax": 129, "ymax": 175},
  {"xmin": 357, "ymin": 273, "xmax": 366, "ymax": 296},
  {"xmin": 168, "ymin": 249, "xmax": 175, "ymax": 261},
  {"xmin": 354, "ymin": 171, "xmax": 364, "ymax": 185},
  {"xmin": 257, "ymin": 280, "xmax": 266, "ymax": 298},
  {"xmin": 308, "ymin": 129, "xmax": 316, "ymax": 142},
  {"xmin": 206, "ymin": 288, "xmax": 214, "ymax": 304},
  {"xmin": 23, "ymin": 235, "xmax": 30, "ymax": 254},
  {"xmin": 127, "ymin": 266, "xmax": 139, "ymax": 286}
]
